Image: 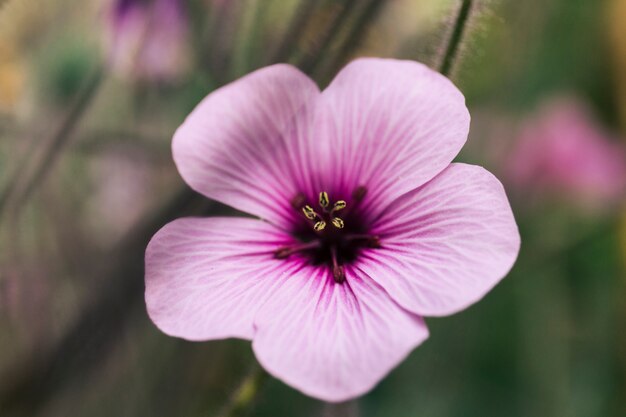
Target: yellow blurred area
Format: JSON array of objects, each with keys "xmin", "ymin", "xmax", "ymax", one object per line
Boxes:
[
  {"xmin": 608, "ymin": 0, "xmax": 626, "ymax": 131},
  {"xmin": 0, "ymin": 0, "xmax": 102, "ymax": 111},
  {"xmin": 0, "ymin": 0, "xmax": 35, "ymax": 111},
  {"xmin": 608, "ymin": 0, "xmax": 626, "ymax": 279},
  {"xmin": 0, "ymin": 0, "xmax": 53, "ymax": 44},
  {"xmin": 360, "ymin": 0, "xmax": 450, "ymax": 58},
  {"xmin": 0, "ymin": 40, "xmax": 24, "ymax": 111},
  {"xmin": 0, "ymin": 0, "xmax": 58, "ymax": 111}
]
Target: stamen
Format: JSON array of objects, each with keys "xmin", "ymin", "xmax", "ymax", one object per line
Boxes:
[
  {"xmin": 333, "ymin": 265, "xmax": 345, "ymax": 283},
  {"xmin": 364, "ymin": 236, "xmax": 382, "ymax": 248},
  {"xmin": 302, "ymin": 205, "xmax": 317, "ymax": 220},
  {"xmin": 290, "ymin": 193, "xmax": 306, "ymax": 209},
  {"xmin": 331, "ymin": 217, "xmax": 345, "ymax": 229},
  {"xmin": 284, "ymin": 190, "xmax": 382, "ymax": 278},
  {"xmin": 344, "ymin": 234, "xmax": 381, "ymax": 248},
  {"xmin": 313, "ymin": 221, "xmax": 327, "ymax": 231},
  {"xmin": 319, "ymin": 191, "xmax": 330, "ymax": 209},
  {"xmin": 352, "ymin": 186, "xmax": 367, "ymax": 202},
  {"xmin": 330, "ymin": 246, "xmax": 345, "ymax": 283},
  {"xmin": 332, "ymin": 200, "xmax": 346, "ymax": 212},
  {"xmin": 302, "ymin": 202, "xmax": 328, "ymax": 232},
  {"xmin": 274, "ymin": 241, "xmax": 320, "ymax": 259}
]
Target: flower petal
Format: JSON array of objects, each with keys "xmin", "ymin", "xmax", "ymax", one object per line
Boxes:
[
  {"xmin": 252, "ymin": 264, "xmax": 429, "ymax": 402},
  {"xmin": 145, "ymin": 217, "xmax": 295, "ymax": 340},
  {"xmin": 172, "ymin": 64, "xmax": 320, "ymax": 228},
  {"xmin": 317, "ymin": 58, "xmax": 470, "ymax": 217},
  {"xmin": 359, "ymin": 163, "xmax": 520, "ymax": 317}
]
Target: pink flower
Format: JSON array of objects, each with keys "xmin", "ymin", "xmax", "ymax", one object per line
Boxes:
[
  {"xmin": 105, "ymin": 0, "xmax": 190, "ymax": 82},
  {"xmin": 507, "ymin": 97, "xmax": 626, "ymax": 210},
  {"xmin": 145, "ymin": 59, "xmax": 520, "ymax": 401}
]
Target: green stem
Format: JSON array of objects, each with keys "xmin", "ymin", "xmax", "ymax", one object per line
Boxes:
[
  {"xmin": 439, "ymin": 0, "xmax": 474, "ymax": 76},
  {"xmin": 298, "ymin": 0, "xmax": 358, "ymax": 75},
  {"xmin": 271, "ymin": 0, "xmax": 321, "ymax": 64},
  {"xmin": 232, "ymin": 0, "xmax": 262, "ymax": 78},
  {"xmin": 217, "ymin": 364, "xmax": 269, "ymax": 417},
  {"xmin": 316, "ymin": 0, "xmax": 384, "ymax": 84},
  {"xmin": 0, "ymin": 66, "xmax": 104, "ymax": 222}
]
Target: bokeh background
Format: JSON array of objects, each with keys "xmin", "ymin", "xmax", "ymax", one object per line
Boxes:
[{"xmin": 1, "ymin": 0, "xmax": 625, "ymax": 416}]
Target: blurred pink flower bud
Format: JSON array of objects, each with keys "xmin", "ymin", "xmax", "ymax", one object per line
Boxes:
[
  {"xmin": 105, "ymin": 0, "xmax": 190, "ymax": 82},
  {"xmin": 507, "ymin": 97, "xmax": 626, "ymax": 210}
]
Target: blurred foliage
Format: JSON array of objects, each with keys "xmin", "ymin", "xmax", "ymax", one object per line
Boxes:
[
  {"xmin": 0, "ymin": 0, "xmax": 625, "ymax": 416},
  {"xmin": 38, "ymin": 39, "xmax": 98, "ymax": 103}
]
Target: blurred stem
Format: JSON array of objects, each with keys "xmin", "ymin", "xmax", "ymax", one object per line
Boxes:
[
  {"xmin": 271, "ymin": 0, "xmax": 320, "ymax": 63},
  {"xmin": 217, "ymin": 364, "xmax": 269, "ymax": 417},
  {"xmin": 232, "ymin": 0, "xmax": 262, "ymax": 77},
  {"xmin": 298, "ymin": 0, "xmax": 358, "ymax": 74},
  {"xmin": 0, "ymin": 66, "xmax": 104, "ymax": 222},
  {"xmin": 439, "ymin": 0, "xmax": 474, "ymax": 76},
  {"xmin": 73, "ymin": 128, "xmax": 169, "ymax": 155},
  {"xmin": 316, "ymin": 0, "xmax": 384, "ymax": 84}
]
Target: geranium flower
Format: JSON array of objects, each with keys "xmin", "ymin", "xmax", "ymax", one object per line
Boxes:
[
  {"xmin": 105, "ymin": 0, "xmax": 190, "ymax": 82},
  {"xmin": 506, "ymin": 96, "xmax": 626, "ymax": 211},
  {"xmin": 145, "ymin": 59, "xmax": 520, "ymax": 402}
]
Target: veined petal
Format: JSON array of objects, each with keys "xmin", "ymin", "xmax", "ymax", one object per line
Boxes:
[
  {"xmin": 145, "ymin": 217, "xmax": 295, "ymax": 340},
  {"xmin": 317, "ymin": 58, "xmax": 470, "ymax": 219},
  {"xmin": 252, "ymin": 265, "xmax": 429, "ymax": 402},
  {"xmin": 360, "ymin": 163, "xmax": 520, "ymax": 317},
  {"xmin": 172, "ymin": 64, "xmax": 320, "ymax": 228}
]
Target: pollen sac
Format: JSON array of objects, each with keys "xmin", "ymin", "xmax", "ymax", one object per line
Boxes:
[
  {"xmin": 298, "ymin": 192, "xmax": 351, "ymax": 232},
  {"xmin": 333, "ymin": 265, "xmax": 346, "ymax": 283},
  {"xmin": 274, "ymin": 247, "xmax": 291, "ymax": 259},
  {"xmin": 290, "ymin": 193, "xmax": 306, "ymax": 209},
  {"xmin": 332, "ymin": 200, "xmax": 346, "ymax": 211},
  {"xmin": 319, "ymin": 191, "xmax": 330, "ymax": 209},
  {"xmin": 352, "ymin": 185, "xmax": 367, "ymax": 202},
  {"xmin": 302, "ymin": 205, "xmax": 317, "ymax": 220},
  {"xmin": 313, "ymin": 220, "xmax": 327, "ymax": 231},
  {"xmin": 331, "ymin": 217, "xmax": 345, "ymax": 229}
]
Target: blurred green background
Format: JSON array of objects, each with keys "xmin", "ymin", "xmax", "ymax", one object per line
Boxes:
[{"xmin": 0, "ymin": 0, "xmax": 625, "ymax": 416}]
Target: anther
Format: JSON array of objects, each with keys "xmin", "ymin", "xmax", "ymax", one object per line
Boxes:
[
  {"xmin": 333, "ymin": 265, "xmax": 345, "ymax": 284},
  {"xmin": 274, "ymin": 241, "xmax": 320, "ymax": 259},
  {"xmin": 313, "ymin": 221, "xmax": 326, "ymax": 231},
  {"xmin": 365, "ymin": 236, "xmax": 382, "ymax": 248},
  {"xmin": 290, "ymin": 193, "xmax": 306, "ymax": 209},
  {"xmin": 344, "ymin": 234, "xmax": 382, "ymax": 248},
  {"xmin": 332, "ymin": 200, "xmax": 346, "ymax": 212},
  {"xmin": 352, "ymin": 186, "xmax": 367, "ymax": 202},
  {"xmin": 274, "ymin": 247, "xmax": 295, "ymax": 259},
  {"xmin": 319, "ymin": 191, "xmax": 330, "ymax": 209},
  {"xmin": 330, "ymin": 246, "xmax": 345, "ymax": 284},
  {"xmin": 302, "ymin": 205, "xmax": 317, "ymax": 220},
  {"xmin": 331, "ymin": 217, "xmax": 344, "ymax": 229}
]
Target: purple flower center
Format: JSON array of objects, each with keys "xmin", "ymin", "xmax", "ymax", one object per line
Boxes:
[{"xmin": 274, "ymin": 186, "xmax": 381, "ymax": 284}]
